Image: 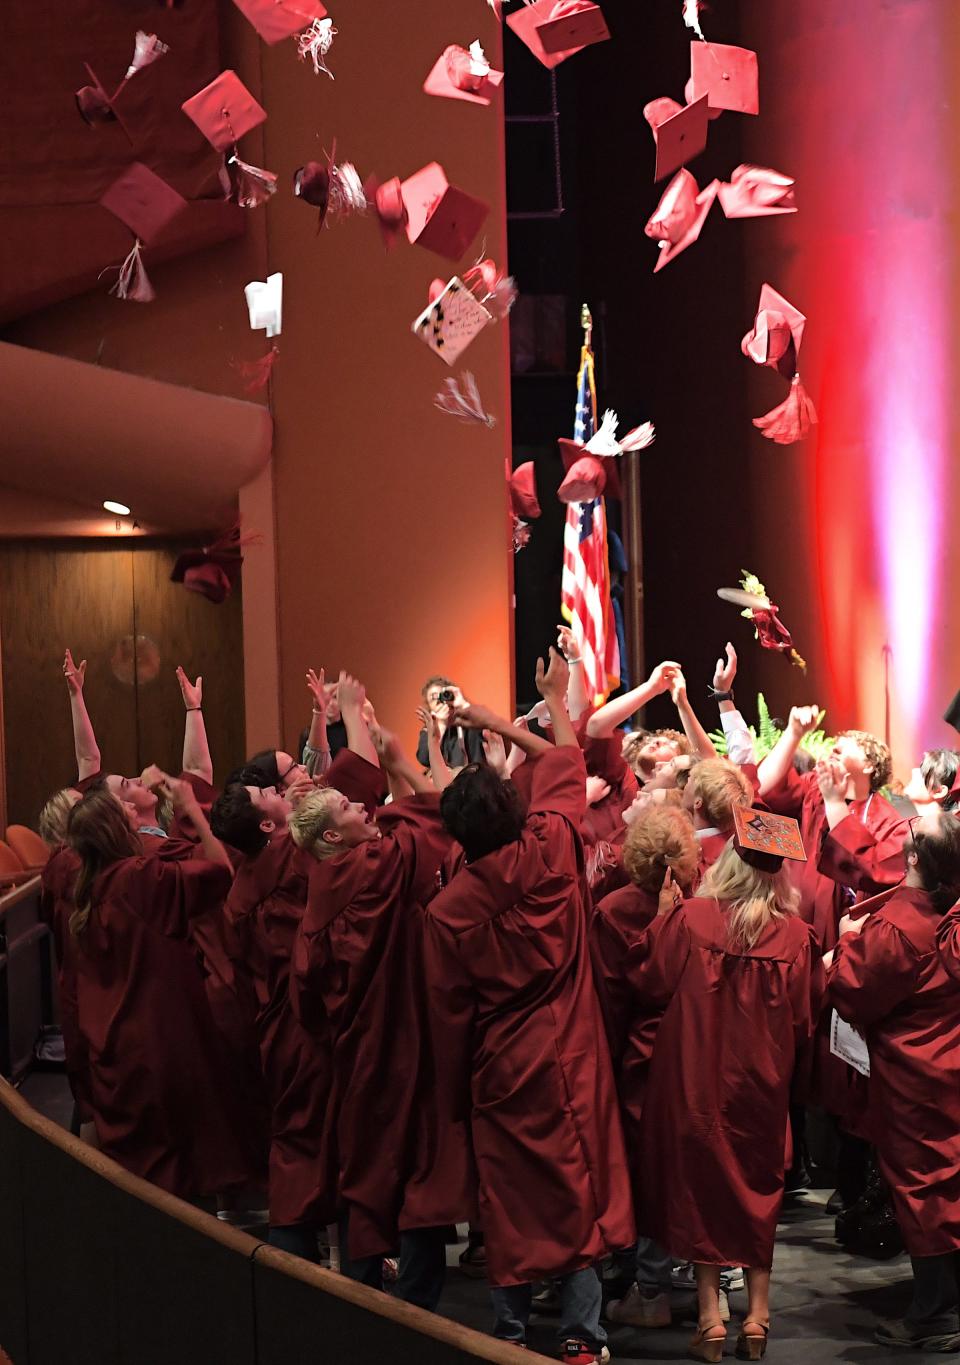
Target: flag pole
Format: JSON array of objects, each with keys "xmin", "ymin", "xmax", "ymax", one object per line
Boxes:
[{"xmin": 580, "ymin": 302, "xmax": 593, "ymax": 351}]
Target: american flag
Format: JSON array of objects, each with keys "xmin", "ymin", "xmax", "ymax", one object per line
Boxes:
[{"xmin": 560, "ymin": 345, "xmax": 620, "ymax": 705}]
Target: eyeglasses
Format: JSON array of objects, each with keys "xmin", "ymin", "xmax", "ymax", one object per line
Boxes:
[{"xmin": 277, "ymin": 757, "xmax": 306, "ymax": 785}]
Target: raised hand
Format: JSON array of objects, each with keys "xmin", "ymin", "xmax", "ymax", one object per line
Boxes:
[
  {"xmin": 646, "ymin": 660, "xmax": 682, "ymax": 697},
  {"xmin": 816, "ymin": 755, "xmax": 848, "ymax": 803},
  {"xmin": 156, "ymin": 772, "xmax": 198, "ymax": 818},
  {"xmin": 669, "ymin": 668, "xmax": 688, "ymax": 706},
  {"xmin": 535, "ymin": 646, "xmax": 570, "ymax": 701},
  {"xmin": 372, "ymin": 726, "xmax": 402, "ymax": 768},
  {"xmin": 788, "ymin": 705, "xmax": 821, "ymax": 741},
  {"xmin": 713, "ymin": 642, "xmax": 737, "ymax": 694},
  {"xmin": 63, "ymin": 648, "xmax": 87, "ymax": 695},
  {"xmin": 586, "ymin": 775, "xmax": 612, "ymax": 806},
  {"xmin": 338, "ymin": 671, "xmax": 366, "ymax": 714},
  {"xmin": 482, "ymin": 728, "xmax": 508, "ymax": 778},
  {"xmin": 557, "ymin": 622, "xmax": 578, "ymax": 660},
  {"xmin": 176, "ymin": 665, "xmax": 203, "ymax": 711},
  {"xmin": 454, "ymin": 701, "xmax": 499, "ymax": 731},
  {"xmin": 657, "ymin": 866, "xmax": 682, "ymax": 917},
  {"xmin": 306, "ymin": 667, "xmax": 336, "ymax": 711}
]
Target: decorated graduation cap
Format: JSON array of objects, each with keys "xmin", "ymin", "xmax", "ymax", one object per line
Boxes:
[
  {"xmin": 742, "ymin": 283, "xmax": 818, "ymax": 444},
  {"xmin": 424, "ymin": 40, "xmax": 504, "ymax": 104},
  {"xmin": 399, "ymin": 162, "xmax": 489, "ymax": 261},
  {"xmin": 230, "ymin": 0, "xmax": 337, "ymax": 76},
  {"xmin": 557, "ymin": 409, "xmax": 655, "ymax": 503},
  {"xmin": 717, "ymin": 571, "xmax": 806, "ymax": 670},
  {"xmin": 645, "ymin": 169, "xmax": 718, "ymax": 271},
  {"xmin": 171, "ymin": 524, "xmax": 258, "ymax": 604},
  {"xmin": 643, "ymin": 96, "xmax": 709, "ymax": 183},
  {"xmin": 181, "ymin": 70, "xmax": 277, "ymax": 208},
  {"xmin": 75, "ymin": 30, "xmax": 169, "ymax": 130},
  {"xmin": 718, "ymin": 164, "xmax": 796, "ymax": 218},
  {"xmin": 412, "ymin": 276, "xmax": 493, "ymax": 365},
  {"xmin": 732, "ymin": 805, "xmax": 806, "ymax": 874},
  {"xmin": 99, "ymin": 162, "xmax": 187, "ymax": 301},
  {"xmin": 687, "ymin": 41, "xmax": 759, "ymax": 116},
  {"xmin": 505, "ymin": 0, "xmax": 610, "ymax": 70}
]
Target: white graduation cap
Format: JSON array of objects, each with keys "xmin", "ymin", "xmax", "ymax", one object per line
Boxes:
[{"xmin": 244, "ymin": 271, "xmax": 282, "ymax": 338}]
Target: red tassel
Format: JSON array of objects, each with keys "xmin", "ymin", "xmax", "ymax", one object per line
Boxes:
[
  {"xmin": 231, "ymin": 345, "xmax": 279, "ymax": 393},
  {"xmin": 753, "ymin": 375, "xmax": 818, "ymax": 444}
]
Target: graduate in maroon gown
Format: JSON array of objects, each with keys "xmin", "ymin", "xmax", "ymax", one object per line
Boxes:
[
  {"xmin": 591, "ymin": 805, "xmax": 700, "ymax": 1332},
  {"xmin": 425, "ymin": 651, "xmax": 634, "ymax": 1365},
  {"xmin": 629, "ymin": 808, "xmax": 822, "ymax": 1362},
  {"xmin": 680, "ymin": 758, "xmax": 753, "ymax": 885},
  {"xmin": 828, "ymin": 809, "xmax": 960, "ymax": 1352},
  {"xmin": 211, "ymin": 683, "xmax": 386, "ymax": 1260},
  {"xmin": 64, "ymin": 780, "xmax": 255, "ymax": 1199},
  {"xmin": 289, "ymin": 704, "xmax": 461, "ymax": 1311}
]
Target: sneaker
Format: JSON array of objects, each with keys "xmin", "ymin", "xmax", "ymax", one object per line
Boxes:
[
  {"xmin": 606, "ymin": 1284, "xmax": 671, "ymax": 1328},
  {"xmin": 671, "ymin": 1261, "xmax": 696, "ymax": 1289},
  {"xmin": 875, "ymin": 1319, "xmax": 960, "ymax": 1351},
  {"xmin": 720, "ymin": 1267, "xmax": 745, "ymax": 1293},
  {"xmin": 458, "ymin": 1242, "xmax": 488, "ymax": 1279},
  {"xmin": 559, "ymin": 1341, "xmax": 610, "ymax": 1364},
  {"xmin": 382, "ymin": 1257, "xmax": 398, "ymax": 1283}
]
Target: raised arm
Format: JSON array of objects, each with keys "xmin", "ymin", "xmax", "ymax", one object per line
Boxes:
[
  {"xmin": 712, "ymin": 642, "xmax": 755, "ymax": 765},
  {"xmin": 815, "ymin": 755, "xmax": 853, "ymax": 832},
  {"xmin": 374, "ymin": 727, "xmax": 434, "ymax": 796},
  {"xmin": 176, "ymin": 667, "xmax": 213, "ymax": 784},
  {"xmin": 417, "ymin": 705, "xmax": 455, "ymax": 790},
  {"xmin": 63, "ymin": 648, "xmax": 101, "ymax": 781},
  {"xmin": 584, "ymin": 660, "xmax": 681, "ymax": 738},
  {"xmin": 536, "ymin": 647, "xmax": 576, "ymax": 748},
  {"xmin": 557, "ymin": 623, "xmax": 589, "ymax": 723},
  {"xmin": 339, "ymin": 671, "xmax": 379, "ymax": 767},
  {"xmin": 669, "ymin": 669, "xmax": 718, "ymax": 760},
  {"xmin": 159, "ymin": 774, "xmax": 232, "ymax": 871},
  {"xmin": 757, "ymin": 704, "xmax": 820, "ymax": 797},
  {"xmin": 454, "ymin": 702, "xmax": 553, "ymax": 758},
  {"xmin": 303, "ymin": 668, "xmax": 333, "ymax": 777}
]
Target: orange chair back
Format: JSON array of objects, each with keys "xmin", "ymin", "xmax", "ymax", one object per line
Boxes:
[
  {"xmin": 0, "ymin": 839, "xmax": 25, "ymax": 877},
  {"xmin": 6, "ymin": 825, "xmax": 50, "ymax": 870}
]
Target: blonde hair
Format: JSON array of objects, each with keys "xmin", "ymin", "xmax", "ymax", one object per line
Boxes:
[
  {"xmin": 686, "ymin": 759, "xmax": 752, "ymax": 832},
  {"xmin": 39, "ymin": 788, "xmax": 81, "ymax": 847},
  {"xmin": 700, "ymin": 842, "xmax": 799, "ymax": 949},
  {"xmin": 623, "ymin": 805, "xmax": 699, "ymax": 897},
  {"xmin": 287, "ymin": 787, "xmax": 346, "ymax": 860}
]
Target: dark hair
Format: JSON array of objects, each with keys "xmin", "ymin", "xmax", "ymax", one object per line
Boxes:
[
  {"xmin": 440, "ymin": 763, "xmax": 526, "ymax": 861},
  {"xmin": 911, "ymin": 812, "xmax": 960, "ymax": 912},
  {"xmin": 421, "ymin": 674, "xmax": 454, "ymax": 700},
  {"xmin": 225, "ymin": 760, "xmax": 279, "ymax": 792},
  {"xmin": 922, "ymin": 749, "xmax": 960, "ymax": 812},
  {"xmin": 66, "ymin": 784, "xmax": 141, "ymax": 938},
  {"xmin": 243, "ymin": 750, "xmax": 281, "ymax": 788},
  {"xmin": 210, "ymin": 783, "xmax": 270, "ymax": 856}
]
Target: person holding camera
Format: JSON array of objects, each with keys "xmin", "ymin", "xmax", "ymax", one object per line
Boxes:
[{"xmin": 415, "ymin": 676, "xmax": 486, "ymax": 770}]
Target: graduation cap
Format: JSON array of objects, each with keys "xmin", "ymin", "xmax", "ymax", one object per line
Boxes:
[
  {"xmin": 718, "ymin": 164, "xmax": 797, "ymax": 218},
  {"xmin": 231, "ymin": 0, "xmax": 327, "ymax": 43},
  {"xmin": 742, "ymin": 284, "xmax": 818, "ymax": 444},
  {"xmin": 732, "ymin": 804, "xmax": 806, "ymax": 873},
  {"xmin": 412, "ymin": 277, "xmax": 493, "ymax": 366},
  {"xmin": 399, "ymin": 162, "xmax": 489, "ymax": 261},
  {"xmin": 509, "ymin": 461, "xmax": 541, "ymax": 519},
  {"xmin": 99, "ymin": 162, "xmax": 187, "ymax": 302},
  {"xmin": 643, "ymin": 96, "xmax": 709, "ymax": 182},
  {"xmin": 645, "ymin": 169, "xmax": 718, "ymax": 272},
  {"xmin": 170, "ymin": 524, "xmax": 259, "ymax": 604},
  {"xmin": 363, "ymin": 173, "xmax": 408, "ymax": 249},
  {"xmin": 557, "ymin": 410, "xmax": 655, "ymax": 503},
  {"xmin": 294, "ymin": 151, "xmax": 366, "ymax": 228},
  {"xmin": 688, "ymin": 41, "xmax": 759, "ymax": 116},
  {"xmin": 75, "ymin": 31, "xmax": 168, "ymax": 132},
  {"xmin": 424, "ymin": 41, "xmax": 504, "ymax": 104},
  {"xmin": 182, "ymin": 71, "xmax": 276, "ymax": 206},
  {"xmin": 506, "ymin": 0, "xmax": 610, "ymax": 69},
  {"xmin": 717, "ymin": 571, "xmax": 806, "ymax": 670},
  {"xmin": 245, "ymin": 272, "xmax": 283, "ymax": 337}
]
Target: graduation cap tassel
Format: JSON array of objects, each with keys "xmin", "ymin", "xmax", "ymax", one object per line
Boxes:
[
  {"xmin": 752, "ymin": 374, "xmax": 818, "ymax": 445},
  {"xmin": 109, "ymin": 240, "xmax": 155, "ymax": 303},
  {"xmin": 228, "ymin": 154, "xmax": 279, "ymax": 208},
  {"xmin": 682, "ymin": 0, "xmax": 706, "ymax": 41},
  {"xmin": 296, "ymin": 18, "xmax": 337, "ymax": 78}
]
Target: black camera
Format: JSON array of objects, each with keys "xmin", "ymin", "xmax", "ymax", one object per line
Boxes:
[{"xmin": 438, "ymin": 688, "xmax": 456, "ymax": 705}]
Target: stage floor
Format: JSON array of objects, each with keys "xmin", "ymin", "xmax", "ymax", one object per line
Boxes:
[{"xmin": 20, "ymin": 1072, "xmax": 934, "ymax": 1363}]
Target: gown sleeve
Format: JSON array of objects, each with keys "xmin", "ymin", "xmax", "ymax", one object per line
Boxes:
[
  {"xmin": 623, "ymin": 903, "xmax": 693, "ymax": 1013},
  {"xmin": 127, "ymin": 855, "xmax": 233, "ymax": 939},
  {"xmin": 526, "ymin": 745, "xmax": 588, "ymax": 825},
  {"xmin": 826, "ymin": 914, "xmax": 921, "ymax": 1029},
  {"xmin": 422, "ymin": 912, "xmax": 477, "ymax": 1125},
  {"xmin": 818, "ymin": 812, "xmax": 907, "ymax": 894},
  {"xmin": 324, "ymin": 749, "xmax": 385, "ymax": 815},
  {"xmin": 937, "ymin": 904, "xmax": 960, "ymax": 983},
  {"xmin": 761, "ymin": 765, "xmax": 812, "ymax": 818}
]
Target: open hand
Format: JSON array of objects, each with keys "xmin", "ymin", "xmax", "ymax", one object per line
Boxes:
[
  {"xmin": 338, "ymin": 671, "xmax": 366, "ymax": 714},
  {"xmin": 713, "ymin": 642, "xmax": 737, "ymax": 694},
  {"xmin": 482, "ymin": 728, "xmax": 508, "ymax": 778},
  {"xmin": 535, "ymin": 646, "xmax": 569, "ymax": 701},
  {"xmin": 816, "ymin": 755, "xmax": 848, "ymax": 803},
  {"xmin": 176, "ymin": 666, "xmax": 202, "ymax": 711},
  {"xmin": 63, "ymin": 648, "xmax": 87, "ymax": 695}
]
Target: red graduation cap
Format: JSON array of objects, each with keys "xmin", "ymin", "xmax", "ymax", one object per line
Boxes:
[
  {"xmin": 424, "ymin": 42, "xmax": 504, "ymax": 104},
  {"xmin": 506, "ymin": 0, "xmax": 609, "ymax": 70},
  {"xmin": 644, "ymin": 169, "xmax": 717, "ymax": 271},
  {"xmin": 230, "ymin": 0, "xmax": 328, "ymax": 43},
  {"xmin": 732, "ymin": 804, "xmax": 806, "ymax": 873},
  {"xmin": 170, "ymin": 524, "xmax": 257, "ymax": 604},
  {"xmin": 509, "ymin": 461, "xmax": 541, "ymax": 520},
  {"xmin": 688, "ymin": 41, "xmax": 759, "ymax": 116},
  {"xmin": 742, "ymin": 283, "xmax": 806, "ymax": 380},
  {"xmin": 557, "ymin": 451, "xmax": 617, "ymax": 503},
  {"xmin": 718, "ymin": 164, "xmax": 796, "ymax": 218},
  {"xmin": 363, "ymin": 173, "xmax": 408, "ymax": 249},
  {"xmin": 181, "ymin": 70, "xmax": 267, "ymax": 153},
  {"xmin": 100, "ymin": 162, "xmax": 187, "ymax": 243},
  {"xmin": 643, "ymin": 95, "xmax": 709, "ymax": 182},
  {"xmin": 400, "ymin": 162, "xmax": 489, "ymax": 261}
]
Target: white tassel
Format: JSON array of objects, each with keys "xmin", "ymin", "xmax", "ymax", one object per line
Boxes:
[
  {"xmin": 297, "ymin": 17, "xmax": 337, "ymax": 79},
  {"xmin": 487, "ymin": 0, "xmax": 504, "ymax": 16},
  {"xmin": 327, "ymin": 162, "xmax": 367, "ymax": 219},
  {"xmin": 125, "ymin": 30, "xmax": 169, "ymax": 80},
  {"xmin": 512, "ymin": 517, "xmax": 531, "ymax": 553},
  {"xmin": 618, "ymin": 421, "xmax": 656, "ymax": 452},
  {"xmin": 228, "ymin": 155, "xmax": 279, "ymax": 208},
  {"xmin": 586, "ymin": 409, "xmax": 621, "ymax": 455},
  {"xmin": 434, "ymin": 371, "xmax": 496, "ymax": 427},
  {"xmin": 109, "ymin": 240, "xmax": 155, "ymax": 303},
  {"xmin": 682, "ymin": 0, "xmax": 706, "ymax": 40},
  {"xmin": 468, "ymin": 39, "xmax": 491, "ymax": 76}
]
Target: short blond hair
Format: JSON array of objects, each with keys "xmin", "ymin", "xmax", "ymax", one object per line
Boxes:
[
  {"xmin": 287, "ymin": 787, "xmax": 346, "ymax": 860},
  {"xmin": 623, "ymin": 805, "xmax": 699, "ymax": 897},
  {"xmin": 686, "ymin": 759, "xmax": 752, "ymax": 832},
  {"xmin": 38, "ymin": 788, "xmax": 81, "ymax": 847}
]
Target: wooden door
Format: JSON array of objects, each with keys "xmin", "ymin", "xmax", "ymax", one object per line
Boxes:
[{"xmin": 0, "ymin": 541, "xmax": 245, "ymax": 829}]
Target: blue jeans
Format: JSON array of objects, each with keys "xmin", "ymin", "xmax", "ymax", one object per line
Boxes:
[
  {"xmin": 492, "ymin": 1266, "xmax": 606, "ymax": 1348},
  {"xmin": 268, "ymin": 1223, "xmax": 321, "ymax": 1262},
  {"xmin": 339, "ymin": 1211, "xmax": 448, "ymax": 1313},
  {"xmin": 635, "ymin": 1236, "xmax": 672, "ymax": 1292}
]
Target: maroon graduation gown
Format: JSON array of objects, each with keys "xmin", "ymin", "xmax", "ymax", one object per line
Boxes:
[
  {"xmin": 695, "ymin": 830, "xmax": 730, "ymax": 887},
  {"xmin": 425, "ymin": 746, "xmax": 635, "ymax": 1287},
  {"xmin": 290, "ymin": 792, "xmax": 462, "ymax": 1260},
  {"xmin": 71, "ymin": 852, "xmax": 254, "ymax": 1197},
  {"xmin": 829, "ymin": 888, "xmax": 960, "ymax": 1256},
  {"xmin": 40, "ymin": 846, "xmax": 90, "ymax": 1119},
  {"xmin": 631, "ymin": 898, "xmax": 823, "ymax": 1267}
]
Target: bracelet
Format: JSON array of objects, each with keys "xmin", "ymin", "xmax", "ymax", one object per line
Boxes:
[
  {"xmin": 186, "ymin": 707, "xmax": 202, "ymax": 712},
  {"xmin": 567, "ymin": 657, "xmax": 582, "ymax": 665},
  {"xmin": 311, "ymin": 707, "xmax": 323, "ymax": 715},
  {"xmin": 710, "ymin": 689, "xmax": 734, "ymax": 703}
]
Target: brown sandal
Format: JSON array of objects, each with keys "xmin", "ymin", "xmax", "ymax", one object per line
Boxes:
[
  {"xmin": 735, "ymin": 1320, "xmax": 769, "ymax": 1360},
  {"xmin": 689, "ymin": 1322, "xmax": 727, "ymax": 1363}
]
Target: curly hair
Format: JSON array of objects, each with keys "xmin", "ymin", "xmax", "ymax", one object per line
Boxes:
[
  {"xmin": 440, "ymin": 763, "xmax": 526, "ymax": 861},
  {"xmin": 685, "ymin": 759, "xmax": 752, "ymax": 832},
  {"xmin": 621, "ymin": 728, "xmax": 693, "ymax": 776},
  {"xmin": 835, "ymin": 730, "xmax": 892, "ymax": 792},
  {"xmin": 622, "ymin": 804, "xmax": 700, "ymax": 897}
]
